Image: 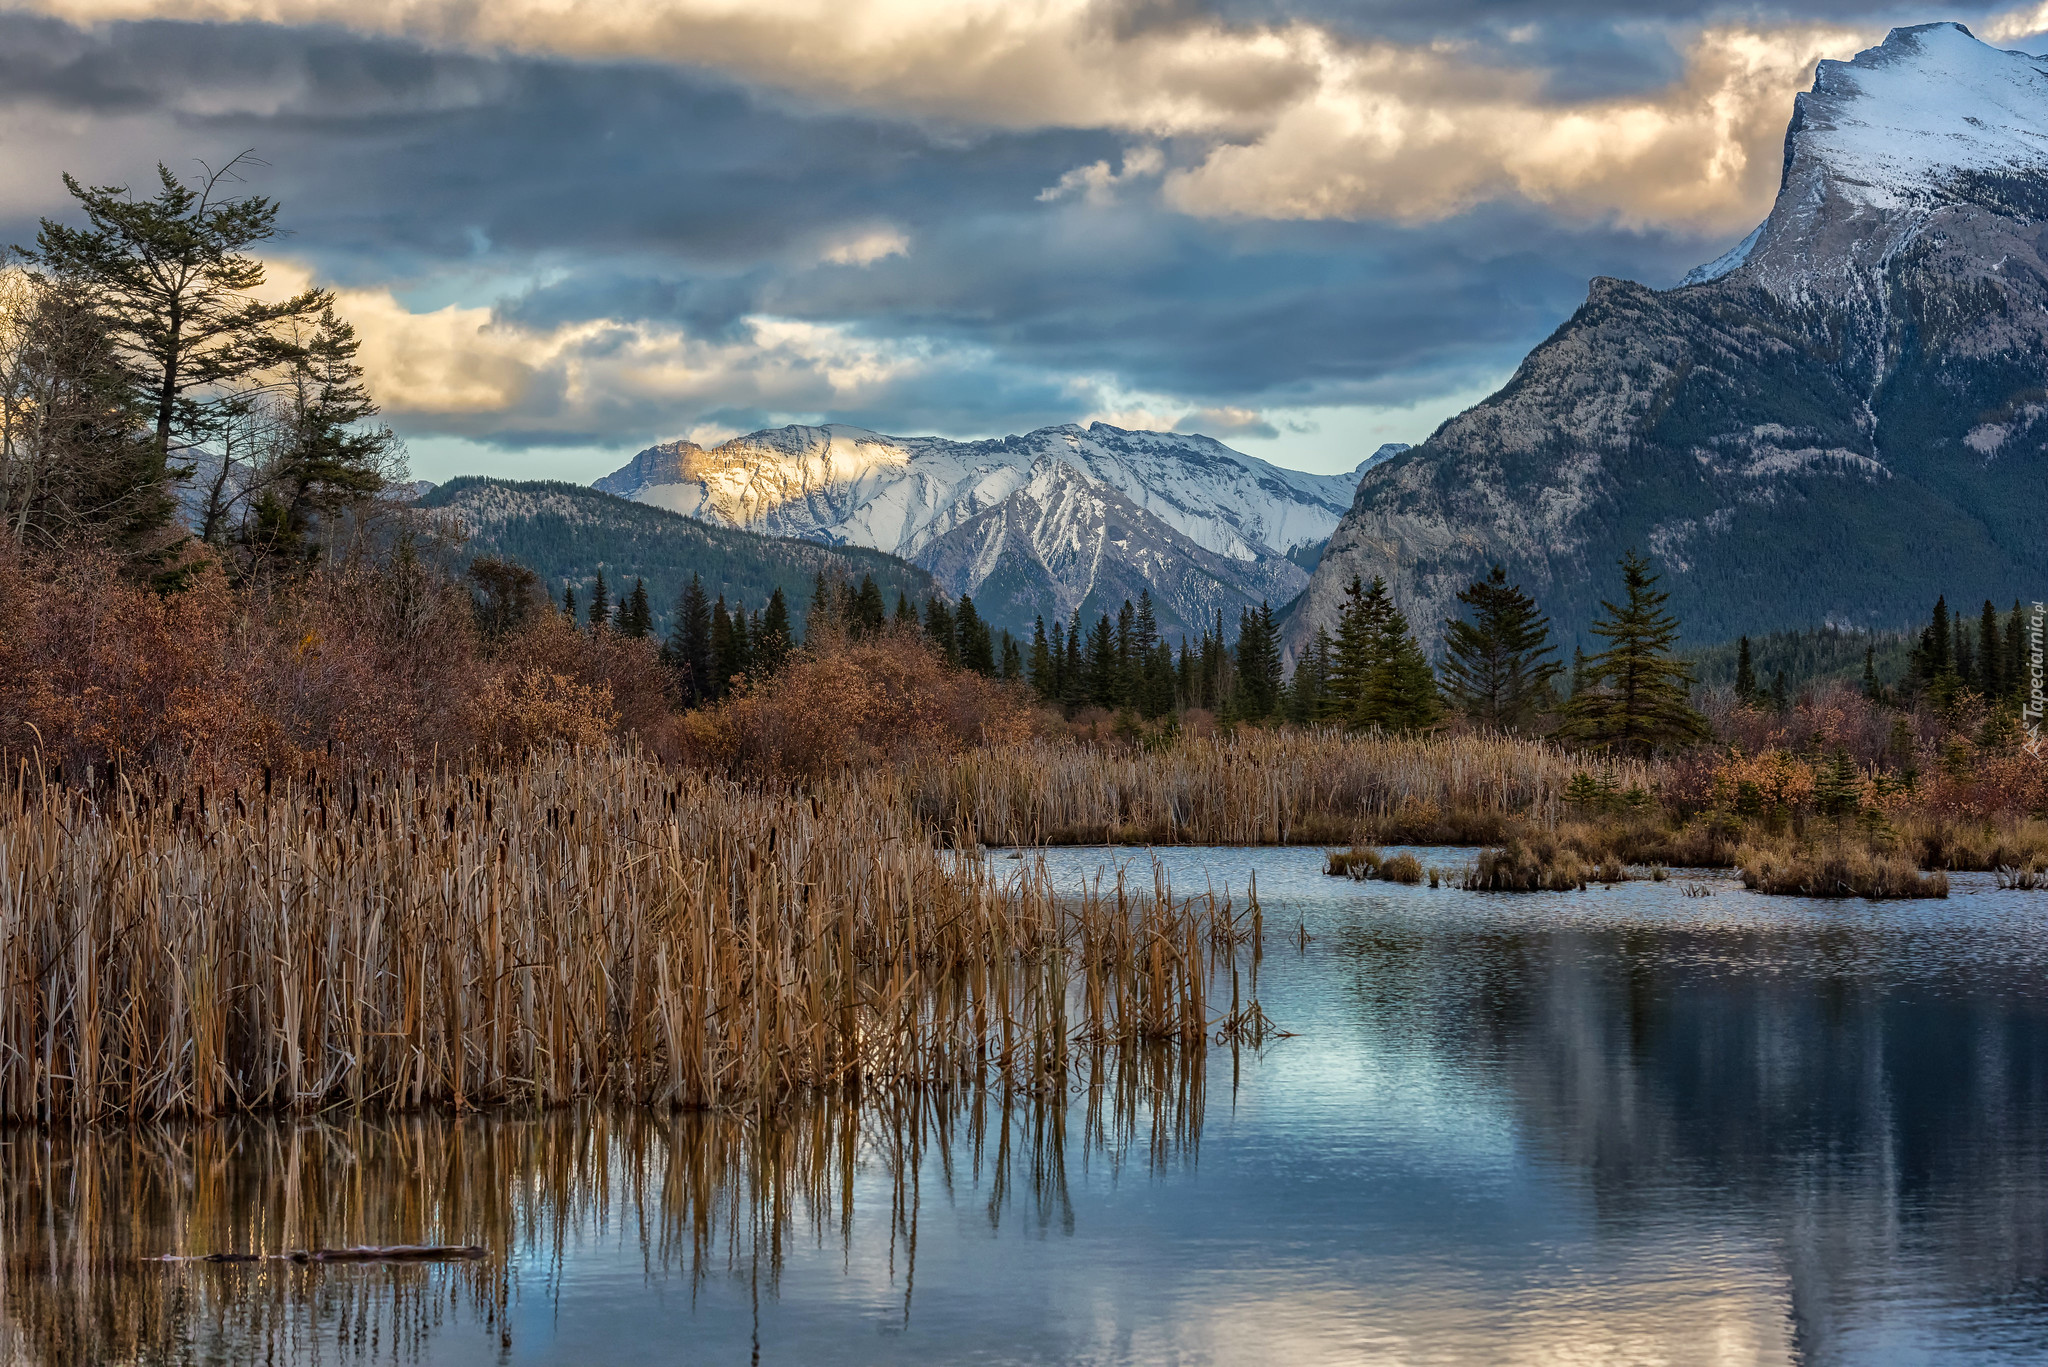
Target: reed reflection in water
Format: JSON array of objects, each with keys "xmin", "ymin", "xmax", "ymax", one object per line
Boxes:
[{"xmin": 0, "ymin": 1042, "xmax": 1204, "ymax": 1367}]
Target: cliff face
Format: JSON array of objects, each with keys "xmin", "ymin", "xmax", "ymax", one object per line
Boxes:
[{"xmin": 1296, "ymin": 23, "xmax": 2048, "ymax": 654}]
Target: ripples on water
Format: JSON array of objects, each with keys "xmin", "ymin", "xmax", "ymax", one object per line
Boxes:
[{"xmin": 7, "ymin": 848, "xmax": 2048, "ymax": 1365}]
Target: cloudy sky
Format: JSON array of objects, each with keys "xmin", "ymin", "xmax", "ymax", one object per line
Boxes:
[{"xmin": 6, "ymin": 1, "xmax": 2048, "ymax": 480}]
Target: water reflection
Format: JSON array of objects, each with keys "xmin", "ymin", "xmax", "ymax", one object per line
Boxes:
[
  {"xmin": 7, "ymin": 851, "xmax": 2048, "ymax": 1364},
  {"xmin": 0, "ymin": 1044, "xmax": 1205, "ymax": 1366}
]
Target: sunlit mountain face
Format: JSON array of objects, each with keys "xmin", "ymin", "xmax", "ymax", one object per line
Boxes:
[{"xmin": 15, "ymin": 3, "xmax": 2045, "ymax": 488}]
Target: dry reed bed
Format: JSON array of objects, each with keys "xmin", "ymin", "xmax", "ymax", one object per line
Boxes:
[
  {"xmin": 0, "ymin": 748, "xmax": 1233, "ymax": 1123},
  {"xmin": 910, "ymin": 732, "xmax": 1653, "ymax": 847}
]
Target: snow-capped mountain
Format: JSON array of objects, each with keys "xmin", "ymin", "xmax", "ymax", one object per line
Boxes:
[
  {"xmin": 598, "ymin": 423, "xmax": 1387, "ymax": 636},
  {"xmin": 1298, "ymin": 22, "xmax": 2047, "ymax": 654}
]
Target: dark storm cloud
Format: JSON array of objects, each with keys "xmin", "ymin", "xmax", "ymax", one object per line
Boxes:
[{"xmin": 0, "ymin": 12, "xmax": 1766, "ymax": 448}]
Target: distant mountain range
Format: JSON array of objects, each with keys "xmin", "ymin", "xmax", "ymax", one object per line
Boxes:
[
  {"xmin": 1296, "ymin": 22, "xmax": 2046, "ymax": 654},
  {"xmin": 596, "ymin": 423, "xmax": 1399, "ymax": 637},
  {"xmin": 419, "ymin": 478, "xmax": 939, "ymax": 633}
]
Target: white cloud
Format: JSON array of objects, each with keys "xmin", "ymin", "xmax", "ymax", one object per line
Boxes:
[
  {"xmin": 1039, "ymin": 145, "xmax": 1165, "ymax": 205},
  {"xmin": 821, "ymin": 227, "xmax": 910, "ymax": 266}
]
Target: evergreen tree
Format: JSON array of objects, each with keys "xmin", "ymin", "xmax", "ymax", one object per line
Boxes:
[
  {"xmin": 561, "ymin": 583, "xmax": 577, "ymax": 621},
  {"xmin": 806, "ymin": 571, "xmax": 836, "ymax": 644},
  {"xmin": 1029, "ymin": 617, "xmax": 1056, "ymax": 702},
  {"xmin": 709, "ymin": 596, "xmax": 733, "ymax": 700},
  {"xmin": 0, "ymin": 272, "xmax": 160, "ymax": 554},
  {"xmin": 618, "ymin": 578, "xmax": 652, "ymax": 639},
  {"xmin": 2007, "ymin": 601, "xmax": 2027, "ymax": 704},
  {"xmin": 924, "ymin": 597, "xmax": 958, "ymax": 665},
  {"xmin": 1114, "ymin": 599, "xmax": 1138, "ymax": 706},
  {"xmin": 1954, "ymin": 610, "xmax": 1976, "ymax": 689},
  {"xmin": 758, "ymin": 587, "xmax": 792, "ymax": 673},
  {"xmin": 1553, "ymin": 550, "xmax": 1710, "ymax": 755},
  {"xmin": 895, "ymin": 591, "xmax": 917, "ymax": 626},
  {"xmin": 1440, "ymin": 564, "xmax": 1561, "ymax": 732},
  {"xmin": 717, "ymin": 598, "xmax": 752, "ymax": 689},
  {"xmin": 1325, "ymin": 576, "xmax": 1382, "ymax": 722},
  {"xmin": 667, "ymin": 573, "xmax": 713, "ymax": 705},
  {"xmin": 1980, "ymin": 600, "xmax": 2003, "ymax": 700},
  {"xmin": 1064, "ymin": 610, "xmax": 1086, "ymax": 707},
  {"xmin": 588, "ymin": 570, "xmax": 611, "ymax": 632},
  {"xmin": 1361, "ymin": 590, "xmax": 1440, "ymax": 732},
  {"xmin": 1085, "ymin": 613, "xmax": 1119, "ymax": 708},
  {"xmin": 1289, "ymin": 627, "xmax": 1333, "ymax": 724},
  {"xmin": 853, "ymin": 574, "xmax": 887, "ymax": 637},
  {"xmin": 1141, "ymin": 640, "xmax": 1176, "ymax": 720},
  {"xmin": 1862, "ymin": 645, "xmax": 1883, "ymax": 703},
  {"xmin": 1568, "ymin": 646, "xmax": 1590, "ymax": 699},
  {"xmin": 999, "ymin": 631, "xmax": 1022, "ymax": 680},
  {"xmin": 956, "ymin": 595, "xmax": 996, "ymax": 675},
  {"xmin": 1234, "ymin": 602, "xmax": 1283, "ymax": 720},
  {"xmin": 1734, "ymin": 636, "xmax": 1758, "ymax": 703},
  {"xmin": 1770, "ymin": 670, "xmax": 1789, "ymax": 714}
]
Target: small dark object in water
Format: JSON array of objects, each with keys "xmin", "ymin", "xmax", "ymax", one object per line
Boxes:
[{"xmin": 158, "ymin": 1245, "xmax": 487, "ymax": 1265}]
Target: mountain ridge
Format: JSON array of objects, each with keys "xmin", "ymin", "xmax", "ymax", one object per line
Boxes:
[
  {"xmin": 598, "ymin": 422, "xmax": 1397, "ymax": 637},
  {"xmin": 1293, "ymin": 21, "xmax": 2045, "ymax": 655}
]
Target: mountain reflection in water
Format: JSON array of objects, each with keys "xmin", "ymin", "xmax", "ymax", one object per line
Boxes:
[{"xmin": 5, "ymin": 848, "xmax": 2048, "ymax": 1365}]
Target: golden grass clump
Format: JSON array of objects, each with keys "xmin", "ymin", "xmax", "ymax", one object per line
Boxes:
[
  {"xmin": 1326, "ymin": 846, "xmax": 1382, "ymax": 878},
  {"xmin": 0, "ymin": 746, "xmax": 1238, "ymax": 1123},
  {"xmin": 1462, "ymin": 836, "xmax": 1592, "ymax": 892},
  {"xmin": 1380, "ymin": 853, "xmax": 1424, "ymax": 884},
  {"xmin": 1736, "ymin": 842, "xmax": 1949, "ymax": 899}
]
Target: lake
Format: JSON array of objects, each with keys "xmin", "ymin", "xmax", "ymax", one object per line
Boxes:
[{"xmin": 8, "ymin": 847, "xmax": 2048, "ymax": 1365}]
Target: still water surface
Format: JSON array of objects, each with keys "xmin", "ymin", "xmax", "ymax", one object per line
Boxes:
[{"xmin": 8, "ymin": 848, "xmax": 2048, "ymax": 1366}]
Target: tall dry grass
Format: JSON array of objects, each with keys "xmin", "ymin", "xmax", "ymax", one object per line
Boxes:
[
  {"xmin": 0, "ymin": 745, "xmax": 1238, "ymax": 1123},
  {"xmin": 908, "ymin": 730, "xmax": 1652, "ymax": 847}
]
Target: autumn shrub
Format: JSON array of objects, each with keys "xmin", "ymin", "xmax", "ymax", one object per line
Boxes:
[
  {"xmin": 0, "ymin": 542, "xmax": 674, "ymax": 785},
  {"xmin": 679, "ymin": 626, "xmax": 1040, "ymax": 783}
]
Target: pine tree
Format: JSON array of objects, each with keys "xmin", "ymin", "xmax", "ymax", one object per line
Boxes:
[
  {"xmin": 588, "ymin": 570, "xmax": 611, "ymax": 632},
  {"xmin": 806, "ymin": 571, "xmax": 836, "ymax": 644},
  {"xmin": 1734, "ymin": 636, "xmax": 1758, "ymax": 703},
  {"xmin": 1290, "ymin": 626, "xmax": 1333, "ymax": 724},
  {"xmin": 1029, "ymin": 617, "xmax": 1056, "ymax": 702},
  {"xmin": 561, "ymin": 583, "xmax": 577, "ymax": 622},
  {"xmin": 1814, "ymin": 748, "xmax": 1862, "ymax": 819},
  {"xmin": 924, "ymin": 597, "xmax": 958, "ymax": 665},
  {"xmin": 1862, "ymin": 645, "xmax": 1883, "ymax": 703},
  {"xmin": 1980, "ymin": 600, "xmax": 2003, "ymax": 700},
  {"xmin": 853, "ymin": 575, "xmax": 886, "ymax": 637},
  {"xmin": 1234, "ymin": 602, "xmax": 1283, "ymax": 720},
  {"xmin": 618, "ymin": 578, "xmax": 652, "ymax": 639},
  {"xmin": 667, "ymin": 574, "xmax": 713, "ymax": 705},
  {"xmin": 1361, "ymin": 591, "xmax": 1440, "ymax": 732},
  {"xmin": 1440, "ymin": 564, "xmax": 1560, "ymax": 732},
  {"xmin": 895, "ymin": 591, "xmax": 917, "ymax": 626},
  {"xmin": 1142, "ymin": 640, "xmax": 1176, "ymax": 720},
  {"xmin": 998, "ymin": 631, "xmax": 1022, "ymax": 680},
  {"xmin": 2007, "ymin": 601, "xmax": 2027, "ymax": 704},
  {"xmin": 1954, "ymin": 610, "xmax": 1976, "ymax": 689},
  {"xmin": 718, "ymin": 599, "xmax": 752, "ymax": 689},
  {"xmin": 1568, "ymin": 646, "xmax": 1589, "ymax": 699},
  {"xmin": 1553, "ymin": 550, "xmax": 1710, "ymax": 755},
  {"xmin": 709, "ymin": 596, "xmax": 733, "ymax": 700},
  {"xmin": 956, "ymin": 595, "xmax": 995, "ymax": 675},
  {"xmin": 1770, "ymin": 670, "xmax": 1788, "ymax": 714},
  {"xmin": 1064, "ymin": 611, "xmax": 1086, "ymax": 708},
  {"xmin": 1085, "ymin": 613, "xmax": 1119, "ymax": 708},
  {"xmin": 758, "ymin": 587, "xmax": 792, "ymax": 673},
  {"xmin": 1325, "ymin": 576, "xmax": 1382, "ymax": 722}
]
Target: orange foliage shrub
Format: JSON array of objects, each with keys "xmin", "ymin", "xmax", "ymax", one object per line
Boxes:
[
  {"xmin": 0, "ymin": 542, "xmax": 673, "ymax": 784},
  {"xmin": 680, "ymin": 627, "xmax": 1040, "ymax": 782}
]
